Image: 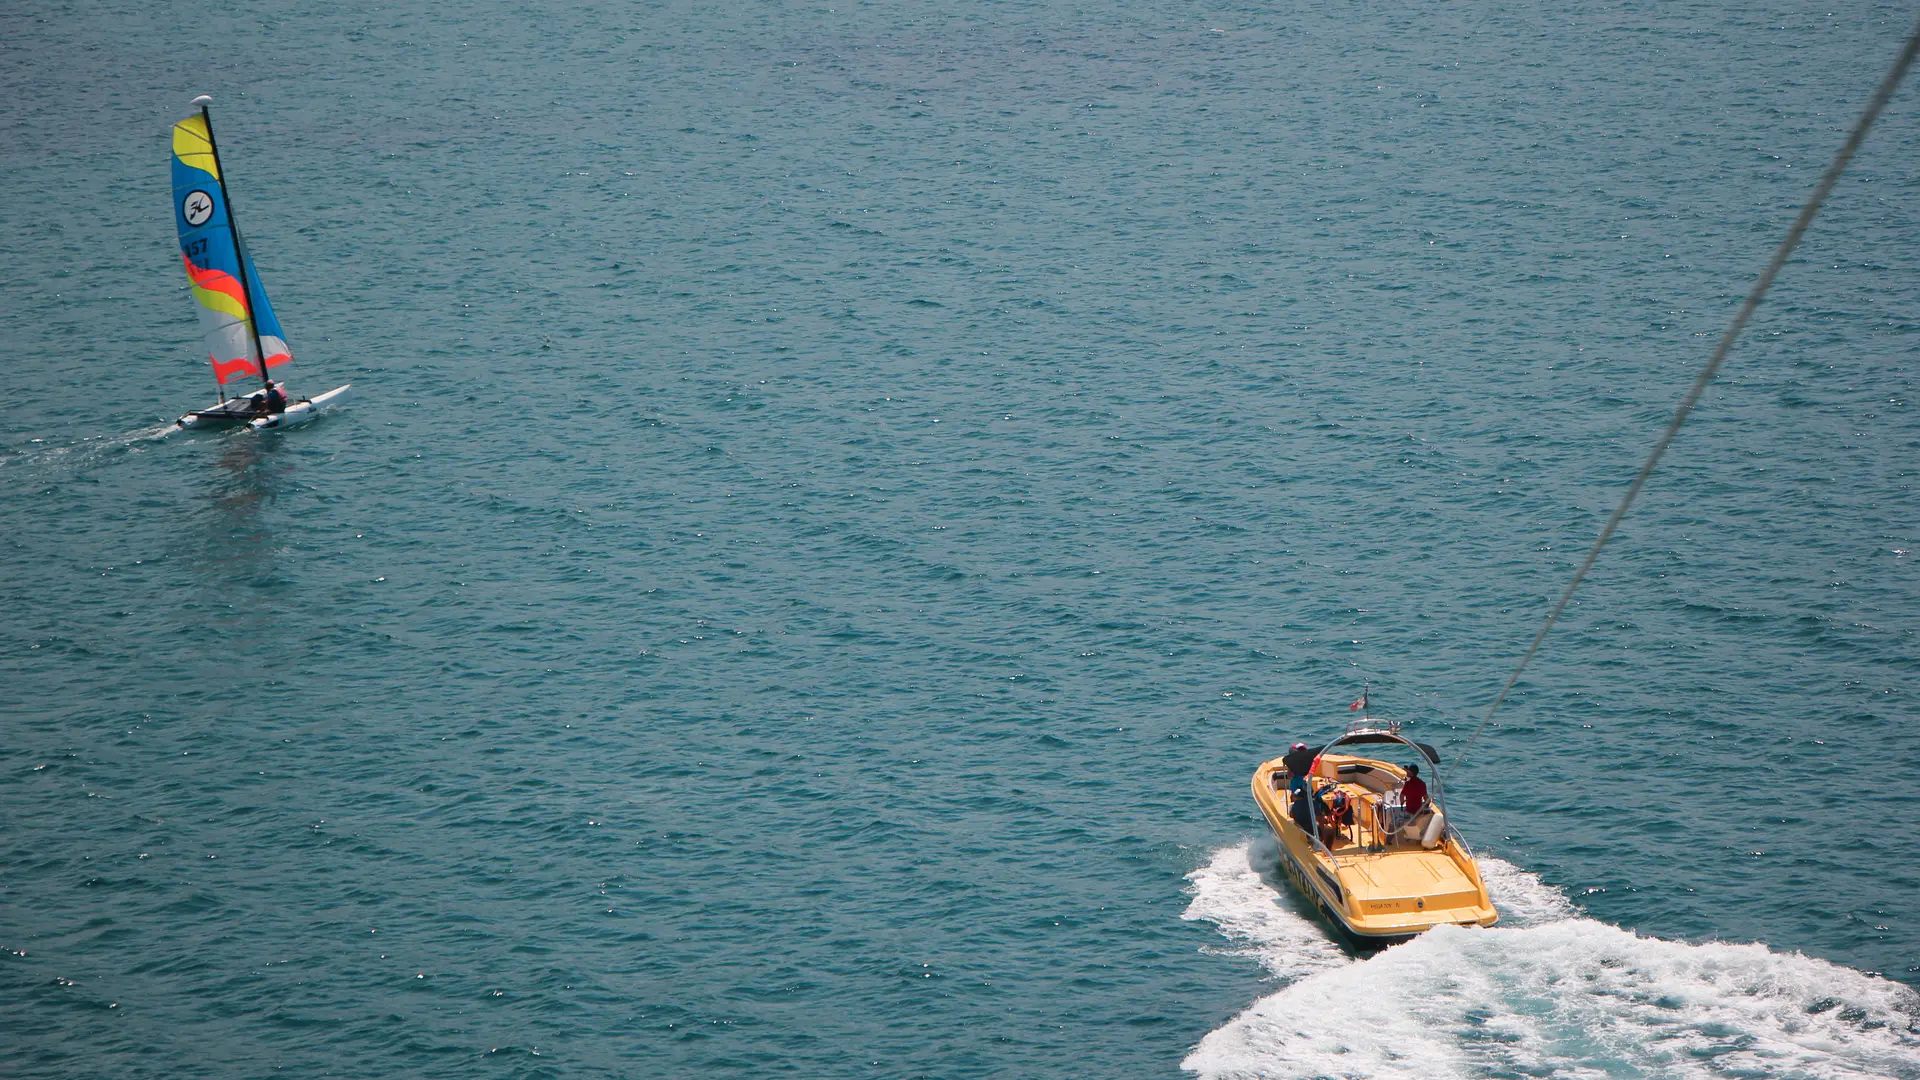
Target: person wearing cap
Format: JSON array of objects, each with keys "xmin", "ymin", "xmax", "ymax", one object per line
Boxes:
[
  {"xmin": 1388, "ymin": 763, "xmax": 1429, "ymax": 835},
  {"xmin": 1289, "ymin": 783, "xmax": 1316, "ymax": 832},
  {"xmin": 1399, "ymin": 763, "xmax": 1428, "ymax": 818},
  {"xmin": 1282, "ymin": 742, "xmax": 1316, "ymax": 796}
]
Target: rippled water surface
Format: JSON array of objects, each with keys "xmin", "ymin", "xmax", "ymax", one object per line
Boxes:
[{"xmin": 3, "ymin": 1, "xmax": 1918, "ymax": 1076}]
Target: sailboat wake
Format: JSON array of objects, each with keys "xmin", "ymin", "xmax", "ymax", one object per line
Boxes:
[
  {"xmin": 0, "ymin": 425, "xmax": 175, "ymax": 480},
  {"xmin": 1182, "ymin": 842, "xmax": 1920, "ymax": 1080}
]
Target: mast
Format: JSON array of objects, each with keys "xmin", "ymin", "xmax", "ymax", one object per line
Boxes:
[{"xmin": 196, "ymin": 98, "xmax": 273, "ymax": 393}]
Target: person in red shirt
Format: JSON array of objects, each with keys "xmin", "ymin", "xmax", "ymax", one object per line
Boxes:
[
  {"xmin": 1400, "ymin": 763, "xmax": 1428, "ymax": 817},
  {"xmin": 1392, "ymin": 763, "xmax": 1429, "ymax": 839}
]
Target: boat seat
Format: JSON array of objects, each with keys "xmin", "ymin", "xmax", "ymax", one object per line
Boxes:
[
  {"xmin": 1335, "ymin": 764, "xmax": 1400, "ymax": 795},
  {"xmin": 1396, "ymin": 808, "xmax": 1445, "ymax": 848}
]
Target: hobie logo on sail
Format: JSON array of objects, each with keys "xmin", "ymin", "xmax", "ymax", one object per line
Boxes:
[{"xmin": 182, "ymin": 190, "xmax": 214, "ymax": 227}]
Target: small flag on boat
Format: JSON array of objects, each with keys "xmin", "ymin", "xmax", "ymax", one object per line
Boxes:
[{"xmin": 1349, "ymin": 694, "xmax": 1367, "ymax": 711}]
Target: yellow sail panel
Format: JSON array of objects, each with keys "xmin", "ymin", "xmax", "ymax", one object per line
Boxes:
[
  {"xmin": 182, "ymin": 254, "xmax": 250, "ymax": 322},
  {"xmin": 172, "ymin": 115, "xmax": 220, "ymax": 181}
]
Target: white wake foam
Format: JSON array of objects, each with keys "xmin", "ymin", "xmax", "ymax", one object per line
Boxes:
[
  {"xmin": 1182, "ymin": 835, "xmax": 1349, "ymax": 982},
  {"xmin": 1477, "ymin": 853, "xmax": 1578, "ymax": 929},
  {"xmin": 1183, "ymin": 843, "xmax": 1920, "ymax": 1080}
]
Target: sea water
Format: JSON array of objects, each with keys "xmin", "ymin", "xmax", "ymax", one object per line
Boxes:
[{"xmin": 1, "ymin": 0, "xmax": 1916, "ymax": 1076}]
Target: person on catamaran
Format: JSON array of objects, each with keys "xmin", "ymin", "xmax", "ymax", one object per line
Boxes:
[{"xmin": 259, "ymin": 382, "xmax": 287, "ymax": 414}]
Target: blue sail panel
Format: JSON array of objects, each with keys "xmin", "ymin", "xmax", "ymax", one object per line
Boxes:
[{"xmin": 237, "ymin": 233, "xmax": 292, "ymax": 373}]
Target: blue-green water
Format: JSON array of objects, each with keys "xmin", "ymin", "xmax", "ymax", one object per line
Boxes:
[{"xmin": 4, "ymin": 1, "xmax": 1919, "ymax": 1076}]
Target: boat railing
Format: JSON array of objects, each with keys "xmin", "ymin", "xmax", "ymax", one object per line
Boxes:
[
  {"xmin": 1344, "ymin": 714, "xmax": 1401, "ymax": 736},
  {"xmin": 1276, "ymin": 766, "xmax": 1353, "ymax": 862},
  {"xmin": 1287, "ymin": 761, "xmax": 1461, "ymax": 861},
  {"xmin": 1334, "ymin": 784, "xmax": 1451, "ymax": 854},
  {"xmin": 1447, "ymin": 822, "xmax": 1474, "ymax": 861}
]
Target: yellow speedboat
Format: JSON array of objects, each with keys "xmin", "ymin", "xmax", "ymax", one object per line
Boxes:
[{"xmin": 1251, "ymin": 711, "xmax": 1497, "ymax": 943}]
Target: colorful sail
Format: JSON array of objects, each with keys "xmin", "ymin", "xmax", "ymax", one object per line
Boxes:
[{"xmin": 171, "ymin": 112, "xmax": 292, "ymax": 385}]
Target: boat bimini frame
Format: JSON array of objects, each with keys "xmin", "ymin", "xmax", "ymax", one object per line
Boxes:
[{"xmin": 1302, "ymin": 714, "xmax": 1466, "ymax": 861}]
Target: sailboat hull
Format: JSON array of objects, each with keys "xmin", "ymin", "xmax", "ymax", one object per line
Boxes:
[
  {"xmin": 250, "ymin": 384, "xmax": 352, "ymax": 430},
  {"xmin": 169, "ymin": 382, "xmax": 350, "ymax": 432},
  {"xmin": 174, "ymin": 383, "xmax": 283, "ymax": 429}
]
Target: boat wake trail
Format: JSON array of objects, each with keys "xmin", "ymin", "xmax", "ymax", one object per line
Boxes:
[
  {"xmin": 1182, "ymin": 842, "xmax": 1920, "ymax": 1080},
  {"xmin": 0, "ymin": 426, "xmax": 173, "ymax": 483},
  {"xmin": 1184, "ymin": 837, "xmax": 1351, "ymax": 981}
]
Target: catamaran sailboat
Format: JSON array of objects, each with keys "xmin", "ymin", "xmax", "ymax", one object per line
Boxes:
[{"xmin": 167, "ymin": 95, "xmax": 349, "ymax": 432}]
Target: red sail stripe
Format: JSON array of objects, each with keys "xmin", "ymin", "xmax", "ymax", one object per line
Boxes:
[
  {"xmin": 212, "ymin": 355, "xmax": 261, "ymax": 383},
  {"xmin": 180, "ymin": 253, "xmax": 250, "ymax": 314},
  {"xmin": 211, "ymin": 355, "xmax": 288, "ymax": 383}
]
